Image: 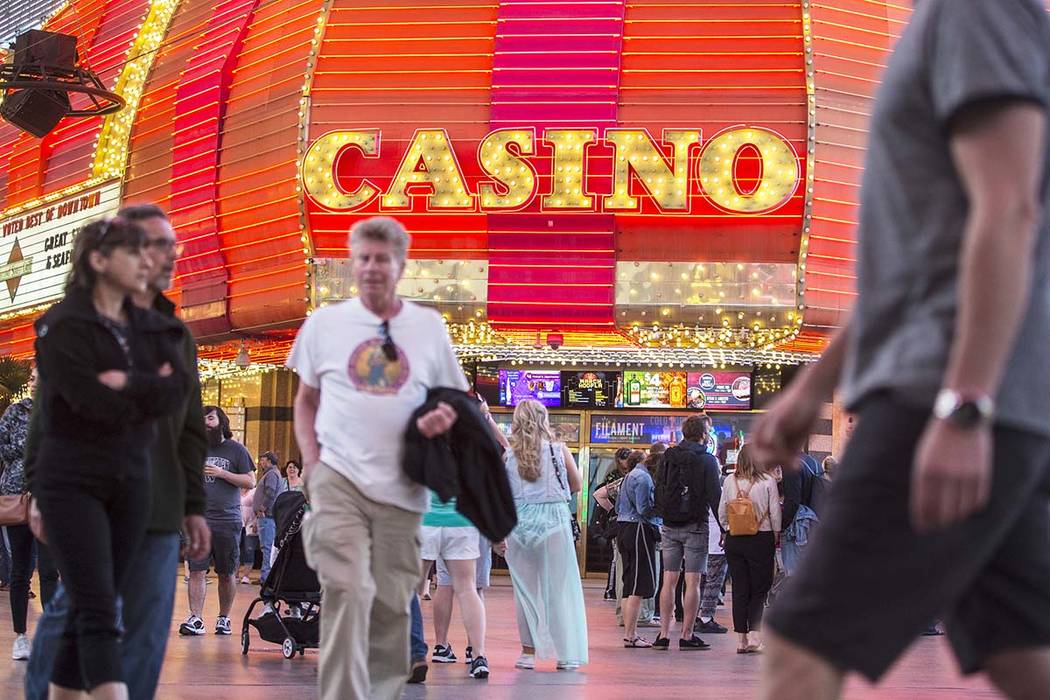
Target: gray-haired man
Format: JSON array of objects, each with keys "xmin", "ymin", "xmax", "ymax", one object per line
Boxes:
[{"xmin": 288, "ymin": 216, "xmax": 468, "ymax": 700}]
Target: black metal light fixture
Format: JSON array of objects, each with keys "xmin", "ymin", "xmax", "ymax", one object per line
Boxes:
[{"xmin": 0, "ymin": 29, "xmax": 124, "ymax": 137}]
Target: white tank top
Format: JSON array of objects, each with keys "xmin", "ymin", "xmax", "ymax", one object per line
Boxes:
[{"xmin": 504, "ymin": 440, "xmax": 570, "ymax": 504}]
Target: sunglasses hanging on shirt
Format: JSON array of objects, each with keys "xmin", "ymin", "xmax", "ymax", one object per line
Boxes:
[{"xmin": 378, "ymin": 320, "xmax": 398, "ymax": 362}]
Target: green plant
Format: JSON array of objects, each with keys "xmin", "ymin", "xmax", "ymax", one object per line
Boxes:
[{"xmin": 0, "ymin": 357, "xmax": 31, "ymax": 415}]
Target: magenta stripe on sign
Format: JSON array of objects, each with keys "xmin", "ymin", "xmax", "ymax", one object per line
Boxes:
[{"xmin": 486, "ymin": 0, "xmax": 626, "ymax": 330}]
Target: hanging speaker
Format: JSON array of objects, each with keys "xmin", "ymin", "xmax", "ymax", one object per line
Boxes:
[
  {"xmin": 12, "ymin": 30, "xmax": 79, "ymax": 68},
  {"xmin": 0, "ymin": 88, "xmax": 71, "ymax": 137},
  {"xmin": 0, "ymin": 30, "xmax": 123, "ymax": 138}
]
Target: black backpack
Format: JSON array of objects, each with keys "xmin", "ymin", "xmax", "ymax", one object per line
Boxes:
[
  {"xmin": 655, "ymin": 446, "xmax": 701, "ymax": 525},
  {"xmin": 591, "ymin": 501, "xmax": 621, "ymax": 541}
]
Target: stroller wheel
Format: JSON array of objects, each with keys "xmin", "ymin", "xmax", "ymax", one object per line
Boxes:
[
  {"xmin": 241, "ymin": 630, "xmax": 250, "ymax": 656},
  {"xmin": 282, "ymin": 637, "xmax": 296, "ymax": 660}
]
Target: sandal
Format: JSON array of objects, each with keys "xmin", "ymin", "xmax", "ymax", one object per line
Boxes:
[
  {"xmin": 746, "ymin": 644, "xmax": 765, "ymax": 654},
  {"xmin": 624, "ymin": 636, "xmax": 653, "ymax": 648},
  {"xmin": 736, "ymin": 647, "xmax": 751, "ymax": 654}
]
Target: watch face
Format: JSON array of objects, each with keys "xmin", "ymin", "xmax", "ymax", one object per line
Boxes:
[{"xmin": 951, "ymin": 401, "xmax": 983, "ymax": 428}]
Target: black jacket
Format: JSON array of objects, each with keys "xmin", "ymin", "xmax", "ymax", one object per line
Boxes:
[
  {"xmin": 149, "ymin": 293, "xmax": 208, "ymax": 528},
  {"xmin": 24, "ymin": 293, "xmax": 206, "ymax": 532},
  {"xmin": 403, "ymin": 388, "xmax": 517, "ymax": 542},
  {"xmin": 31, "ymin": 287, "xmax": 190, "ymax": 488}
]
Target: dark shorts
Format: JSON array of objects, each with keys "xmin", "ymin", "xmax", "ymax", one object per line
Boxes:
[
  {"xmin": 188, "ymin": 520, "xmax": 241, "ymax": 576},
  {"xmin": 768, "ymin": 392, "xmax": 1050, "ymax": 682},
  {"xmin": 617, "ymin": 522, "xmax": 659, "ymax": 598}
]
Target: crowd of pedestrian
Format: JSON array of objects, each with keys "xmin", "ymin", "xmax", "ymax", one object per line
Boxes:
[{"xmin": 3, "ymin": 8, "xmax": 1050, "ymax": 691}]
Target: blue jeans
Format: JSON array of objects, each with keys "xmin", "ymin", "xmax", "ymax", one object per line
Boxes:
[
  {"xmin": 25, "ymin": 533, "xmax": 180, "ymax": 700},
  {"xmin": 239, "ymin": 529, "xmax": 259, "ymax": 567},
  {"xmin": 257, "ymin": 516, "xmax": 276, "ymax": 583},
  {"xmin": 410, "ymin": 593, "xmax": 427, "ymax": 662}
]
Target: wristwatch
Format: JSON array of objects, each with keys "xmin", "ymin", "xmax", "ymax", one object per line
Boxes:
[{"xmin": 933, "ymin": 389, "xmax": 995, "ymax": 429}]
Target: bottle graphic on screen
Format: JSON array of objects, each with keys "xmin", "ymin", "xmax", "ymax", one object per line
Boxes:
[
  {"xmin": 628, "ymin": 376, "xmax": 642, "ymax": 405},
  {"xmin": 669, "ymin": 374, "xmax": 686, "ymax": 407}
]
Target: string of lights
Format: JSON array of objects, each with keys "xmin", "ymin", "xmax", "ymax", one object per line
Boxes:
[{"xmin": 453, "ymin": 342, "xmax": 816, "ymax": 369}]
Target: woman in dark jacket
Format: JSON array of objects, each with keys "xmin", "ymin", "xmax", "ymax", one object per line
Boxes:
[
  {"xmin": 32, "ymin": 217, "xmax": 189, "ymax": 699},
  {"xmin": 0, "ymin": 368, "xmax": 59, "ymax": 661}
]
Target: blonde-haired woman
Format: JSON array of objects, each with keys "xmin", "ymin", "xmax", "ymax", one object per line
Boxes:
[
  {"xmin": 497, "ymin": 399, "xmax": 588, "ymax": 670},
  {"xmin": 718, "ymin": 444, "xmax": 781, "ymax": 654}
]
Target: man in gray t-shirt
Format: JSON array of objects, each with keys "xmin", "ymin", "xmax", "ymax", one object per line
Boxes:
[
  {"xmin": 752, "ymin": 2, "xmax": 1050, "ymax": 698},
  {"xmin": 203, "ymin": 438, "xmax": 256, "ymax": 523},
  {"xmin": 180, "ymin": 406, "xmax": 256, "ymax": 637}
]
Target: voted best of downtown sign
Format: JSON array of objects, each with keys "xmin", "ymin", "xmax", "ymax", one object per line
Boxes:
[
  {"xmin": 300, "ymin": 126, "xmax": 803, "ymax": 215},
  {"xmin": 0, "ymin": 183, "xmax": 122, "ymax": 313}
]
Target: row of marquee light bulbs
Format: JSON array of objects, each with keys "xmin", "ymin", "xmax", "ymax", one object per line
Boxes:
[
  {"xmin": 300, "ymin": 128, "xmax": 801, "ymax": 215},
  {"xmin": 309, "ymin": 287, "xmax": 803, "ymax": 350}
]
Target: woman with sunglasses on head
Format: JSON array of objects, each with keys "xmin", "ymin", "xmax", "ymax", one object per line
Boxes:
[{"xmin": 30, "ymin": 217, "xmax": 189, "ymax": 700}]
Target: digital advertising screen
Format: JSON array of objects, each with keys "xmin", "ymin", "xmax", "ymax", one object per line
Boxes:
[
  {"xmin": 472, "ymin": 362, "xmax": 501, "ymax": 406},
  {"xmin": 622, "ymin": 371, "xmax": 688, "ymax": 408},
  {"xmin": 498, "ymin": 369, "xmax": 562, "ymax": 407},
  {"xmin": 685, "ymin": 371, "xmax": 752, "ymax": 410},
  {"xmin": 562, "ymin": 371, "xmax": 622, "ymax": 409},
  {"xmin": 589, "ymin": 413, "xmax": 687, "ymax": 445}
]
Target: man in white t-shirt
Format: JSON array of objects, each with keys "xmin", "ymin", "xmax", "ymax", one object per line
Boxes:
[{"xmin": 287, "ymin": 216, "xmax": 468, "ymax": 700}]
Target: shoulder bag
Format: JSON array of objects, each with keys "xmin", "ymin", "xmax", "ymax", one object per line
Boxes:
[
  {"xmin": 549, "ymin": 442, "xmax": 581, "ymax": 542},
  {"xmin": 0, "ymin": 492, "xmax": 30, "ymax": 526}
]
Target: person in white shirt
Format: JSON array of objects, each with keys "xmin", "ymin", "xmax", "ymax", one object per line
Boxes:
[
  {"xmin": 287, "ymin": 216, "xmax": 467, "ymax": 700},
  {"xmin": 718, "ymin": 444, "xmax": 781, "ymax": 654}
]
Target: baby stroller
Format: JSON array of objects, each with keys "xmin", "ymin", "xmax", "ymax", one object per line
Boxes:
[{"xmin": 241, "ymin": 490, "xmax": 321, "ymax": 659}]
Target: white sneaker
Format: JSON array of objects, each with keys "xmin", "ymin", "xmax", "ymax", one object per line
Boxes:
[
  {"xmin": 178, "ymin": 615, "xmax": 205, "ymax": 636},
  {"xmin": 514, "ymin": 654, "xmax": 535, "ymax": 669},
  {"xmin": 556, "ymin": 661, "xmax": 580, "ymax": 670},
  {"xmin": 12, "ymin": 634, "xmax": 30, "ymax": 661}
]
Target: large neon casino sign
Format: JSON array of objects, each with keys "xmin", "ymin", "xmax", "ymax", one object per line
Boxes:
[{"xmin": 300, "ymin": 127, "xmax": 801, "ymax": 216}]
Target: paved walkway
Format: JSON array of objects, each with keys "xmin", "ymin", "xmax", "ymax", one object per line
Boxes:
[{"xmin": 0, "ymin": 574, "xmax": 997, "ymax": 699}]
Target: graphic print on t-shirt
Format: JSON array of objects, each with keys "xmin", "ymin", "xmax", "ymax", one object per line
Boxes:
[
  {"xmin": 204, "ymin": 456, "xmax": 226, "ymax": 484},
  {"xmin": 348, "ymin": 338, "xmax": 410, "ymax": 395}
]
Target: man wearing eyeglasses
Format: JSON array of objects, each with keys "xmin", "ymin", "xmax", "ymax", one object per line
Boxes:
[
  {"xmin": 288, "ymin": 216, "xmax": 468, "ymax": 700},
  {"xmin": 24, "ymin": 204, "xmax": 211, "ymax": 700}
]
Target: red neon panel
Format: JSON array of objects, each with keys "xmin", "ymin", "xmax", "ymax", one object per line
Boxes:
[
  {"xmin": 803, "ymin": 1, "xmax": 912, "ymax": 330},
  {"xmin": 305, "ymin": 0, "xmax": 497, "ymax": 264},
  {"xmin": 42, "ymin": 0, "xmax": 151, "ymax": 193},
  {"xmin": 217, "ymin": 0, "xmax": 318, "ymax": 333},
  {"xmin": 484, "ymin": 1, "xmax": 625, "ymax": 330},
  {"xmin": 168, "ymin": 0, "xmax": 261, "ymax": 337},
  {"xmin": 616, "ymin": 1, "xmax": 807, "ymax": 264}
]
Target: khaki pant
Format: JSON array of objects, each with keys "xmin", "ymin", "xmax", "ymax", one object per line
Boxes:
[{"xmin": 302, "ymin": 462, "xmax": 422, "ymax": 700}]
